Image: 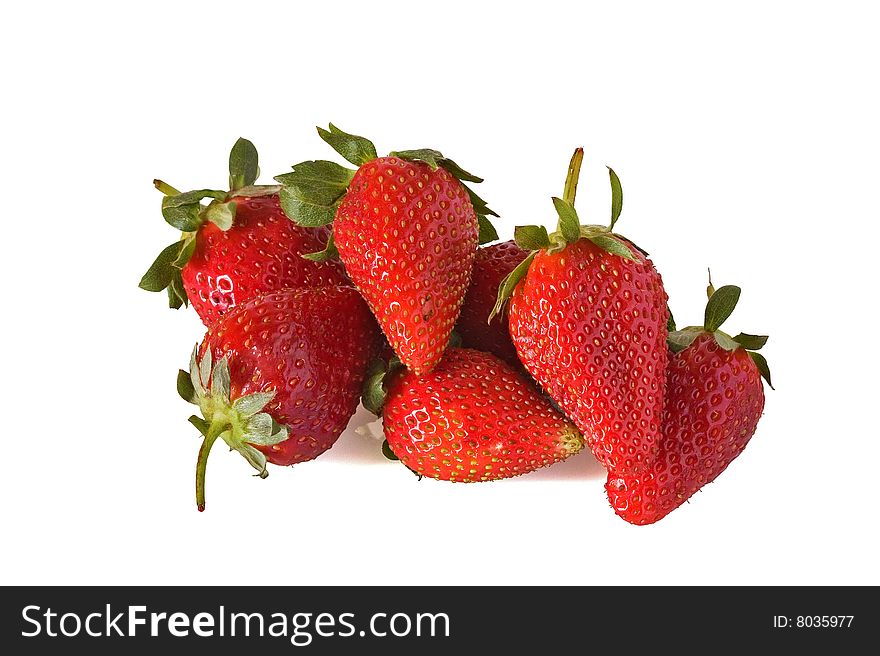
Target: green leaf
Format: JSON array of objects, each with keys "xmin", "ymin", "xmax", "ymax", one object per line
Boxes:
[
  {"xmin": 211, "ymin": 356, "xmax": 231, "ymax": 401},
  {"xmin": 172, "ymin": 235, "xmax": 197, "ymax": 269},
  {"xmin": 245, "ymin": 413, "xmax": 272, "ymax": 438},
  {"xmin": 302, "ymin": 232, "xmax": 340, "ymax": 262},
  {"xmin": 382, "ymin": 439, "xmax": 400, "ymax": 461},
  {"xmin": 666, "ymin": 306, "xmax": 676, "ymax": 332},
  {"xmin": 667, "ymin": 328, "xmax": 702, "ymax": 353},
  {"xmin": 514, "ymin": 225, "xmax": 551, "ymax": 250},
  {"xmin": 714, "ymin": 331, "xmax": 740, "ymax": 351},
  {"xmin": 390, "ymin": 150, "xmax": 484, "ymax": 183},
  {"xmin": 362, "ymin": 359, "xmax": 390, "ymax": 416},
  {"xmin": 189, "ymin": 346, "xmax": 203, "ymax": 397},
  {"xmin": 177, "ymin": 369, "xmax": 197, "ymax": 404},
  {"xmin": 199, "ymin": 349, "xmax": 213, "ymax": 390},
  {"xmin": 279, "ymin": 189, "xmax": 337, "ymax": 227},
  {"xmin": 229, "ymin": 184, "xmax": 281, "ymax": 198},
  {"xmin": 188, "ymin": 415, "xmax": 210, "ymax": 436},
  {"xmin": 167, "ymin": 283, "xmax": 184, "ymax": 309},
  {"xmin": 464, "ymin": 185, "xmax": 499, "ymax": 218},
  {"xmin": 390, "ymin": 148, "xmax": 444, "ymax": 170},
  {"xmin": 275, "ymin": 160, "xmax": 354, "ymax": 227},
  {"xmin": 228, "ymin": 137, "xmax": 259, "ymax": 190},
  {"xmin": 438, "ymin": 157, "xmax": 482, "ymax": 183},
  {"xmin": 589, "ymin": 234, "xmax": 638, "ymax": 261},
  {"xmin": 545, "ymin": 232, "xmax": 570, "ymax": 255},
  {"xmin": 237, "ymin": 443, "xmax": 269, "ymax": 476},
  {"xmin": 477, "ymin": 215, "xmax": 499, "ymax": 245},
  {"xmin": 163, "ymin": 189, "xmax": 228, "ymax": 207},
  {"xmin": 269, "ymin": 417, "xmax": 286, "ymax": 443},
  {"xmin": 204, "ymin": 201, "xmax": 236, "ymax": 231},
  {"xmin": 614, "ymin": 233, "xmax": 650, "ymax": 257},
  {"xmin": 578, "ymin": 225, "xmax": 605, "ymax": 239},
  {"xmin": 704, "ymin": 285, "xmax": 741, "ymax": 332},
  {"xmin": 317, "ymin": 123, "xmax": 377, "ymax": 167},
  {"xmin": 167, "ymin": 271, "xmax": 188, "ymax": 308},
  {"xmin": 275, "ymin": 160, "xmax": 355, "ymax": 193},
  {"xmin": 161, "ymin": 203, "xmax": 201, "ymax": 232},
  {"xmin": 243, "ymin": 413, "xmax": 289, "ymax": 447},
  {"xmin": 489, "ymin": 250, "xmax": 536, "ymax": 321},
  {"xmin": 233, "ymin": 391, "xmax": 276, "ymax": 417},
  {"xmin": 608, "ymin": 166, "xmax": 623, "ymax": 230},
  {"xmin": 552, "ymin": 197, "xmax": 581, "ymax": 244},
  {"xmin": 749, "ymin": 351, "xmax": 774, "ymax": 389},
  {"xmin": 733, "ymin": 333, "xmax": 769, "ymax": 350},
  {"xmin": 139, "ymin": 240, "xmax": 185, "ymax": 292},
  {"xmin": 160, "ymin": 190, "xmax": 225, "ymax": 232}
]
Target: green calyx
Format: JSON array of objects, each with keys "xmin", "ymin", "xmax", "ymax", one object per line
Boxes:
[
  {"xmin": 274, "ymin": 124, "xmax": 499, "ymax": 255},
  {"xmin": 487, "ymin": 250, "xmax": 536, "ymax": 322},
  {"xmin": 317, "ymin": 123, "xmax": 378, "ymax": 167},
  {"xmin": 178, "ymin": 346, "xmax": 289, "ymax": 511},
  {"xmin": 301, "ymin": 232, "xmax": 340, "ymax": 262},
  {"xmin": 361, "ymin": 356, "xmax": 405, "ymax": 417},
  {"xmin": 140, "ymin": 138, "xmax": 277, "ymax": 308},
  {"xmin": 362, "ymin": 330, "xmax": 459, "ymax": 416},
  {"xmin": 360, "ymin": 357, "xmax": 406, "ymax": 464},
  {"xmin": 381, "ymin": 440, "xmax": 399, "ymax": 461},
  {"xmin": 542, "ymin": 149, "xmax": 637, "ymax": 259},
  {"xmin": 275, "ymin": 159, "xmax": 355, "ymax": 229},
  {"xmin": 488, "ymin": 148, "xmax": 639, "ymax": 321},
  {"xmin": 667, "ymin": 278, "xmax": 773, "ymax": 389}
]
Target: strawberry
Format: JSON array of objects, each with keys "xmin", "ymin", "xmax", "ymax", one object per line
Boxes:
[
  {"xmin": 606, "ymin": 281, "xmax": 772, "ymax": 525},
  {"xmin": 274, "ymin": 124, "xmax": 499, "ymax": 375},
  {"xmin": 492, "ymin": 149, "xmax": 669, "ymax": 476},
  {"xmin": 364, "ymin": 347, "xmax": 584, "ymax": 482},
  {"xmin": 178, "ymin": 286, "xmax": 380, "ymax": 510},
  {"xmin": 140, "ymin": 138, "xmax": 347, "ymax": 326},
  {"xmin": 455, "ymin": 240, "xmax": 529, "ymax": 365}
]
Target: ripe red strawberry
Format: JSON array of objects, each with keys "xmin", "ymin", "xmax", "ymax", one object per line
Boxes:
[
  {"xmin": 606, "ymin": 282, "xmax": 772, "ymax": 525},
  {"xmin": 493, "ymin": 149, "xmax": 669, "ymax": 476},
  {"xmin": 275, "ymin": 124, "xmax": 500, "ymax": 376},
  {"xmin": 365, "ymin": 348, "xmax": 584, "ymax": 481},
  {"xmin": 178, "ymin": 286, "xmax": 380, "ymax": 510},
  {"xmin": 455, "ymin": 240, "xmax": 529, "ymax": 365},
  {"xmin": 140, "ymin": 138, "xmax": 347, "ymax": 326}
]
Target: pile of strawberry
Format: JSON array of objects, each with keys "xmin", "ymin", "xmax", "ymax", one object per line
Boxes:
[{"xmin": 141, "ymin": 128, "xmax": 771, "ymax": 524}]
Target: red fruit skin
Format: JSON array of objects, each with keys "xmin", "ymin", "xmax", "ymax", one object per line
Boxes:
[
  {"xmin": 456, "ymin": 240, "xmax": 529, "ymax": 365},
  {"xmin": 508, "ymin": 239, "xmax": 668, "ymax": 476},
  {"xmin": 182, "ymin": 194, "xmax": 348, "ymax": 327},
  {"xmin": 201, "ymin": 286, "xmax": 380, "ymax": 466},
  {"xmin": 383, "ymin": 348, "xmax": 584, "ymax": 481},
  {"xmin": 606, "ymin": 335, "xmax": 765, "ymax": 525},
  {"xmin": 333, "ymin": 157, "xmax": 479, "ymax": 376}
]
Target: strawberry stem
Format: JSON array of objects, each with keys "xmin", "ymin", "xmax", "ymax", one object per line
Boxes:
[
  {"xmin": 562, "ymin": 148, "xmax": 584, "ymax": 206},
  {"xmin": 195, "ymin": 421, "xmax": 229, "ymax": 512},
  {"xmin": 154, "ymin": 179, "xmax": 181, "ymax": 196}
]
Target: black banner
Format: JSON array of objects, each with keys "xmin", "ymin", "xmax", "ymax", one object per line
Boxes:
[{"xmin": 1, "ymin": 586, "xmax": 874, "ymax": 653}]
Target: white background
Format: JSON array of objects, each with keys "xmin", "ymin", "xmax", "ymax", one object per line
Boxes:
[{"xmin": 1, "ymin": 1, "xmax": 877, "ymax": 586}]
